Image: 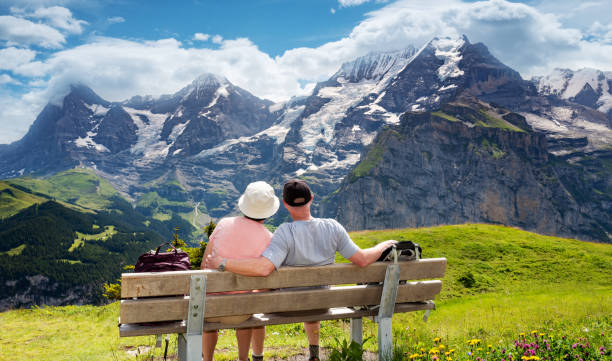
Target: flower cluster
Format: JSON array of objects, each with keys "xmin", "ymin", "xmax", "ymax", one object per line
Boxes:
[
  {"xmin": 395, "ymin": 329, "xmax": 609, "ymax": 361},
  {"xmin": 404, "ymin": 337, "xmax": 456, "ymax": 360}
]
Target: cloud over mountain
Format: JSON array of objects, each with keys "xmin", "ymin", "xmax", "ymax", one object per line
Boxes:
[{"xmin": 1, "ymin": 0, "xmax": 612, "ymax": 144}]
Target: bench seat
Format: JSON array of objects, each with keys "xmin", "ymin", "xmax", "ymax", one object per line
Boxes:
[{"xmin": 119, "ymin": 257, "xmax": 447, "ymax": 360}]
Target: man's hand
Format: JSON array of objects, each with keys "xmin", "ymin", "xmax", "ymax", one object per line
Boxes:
[
  {"xmin": 349, "ymin": 239, "xmax": 398, "ymax": 267},
  {"xmin": 377, "ymin": 239, "xmax": 397, "ymax": 251}
]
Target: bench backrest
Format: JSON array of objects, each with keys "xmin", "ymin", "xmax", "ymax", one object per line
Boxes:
[{"xmin": 120, "ymin": 258, "xmax": 446, "ymax": 324}]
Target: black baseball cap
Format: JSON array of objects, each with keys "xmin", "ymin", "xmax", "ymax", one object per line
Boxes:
[{"xmin": 283, "ymin": 179, "xmax": 312, "ymax": 207}]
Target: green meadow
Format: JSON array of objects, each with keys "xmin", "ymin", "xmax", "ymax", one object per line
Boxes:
[
  {"xmin": 0, "ymin": 224, "xmax": 610, "ymax": 360},
  {"xmin": 2, "ymin": 168, "xmax": 120, "ymax": 216}
]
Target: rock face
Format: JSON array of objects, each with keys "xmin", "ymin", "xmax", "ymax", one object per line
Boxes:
[
  {"xmin": 326, "ymin": 102, "xmax": 611, "ymax": 242},
  {"xmin": 1, "ymin": 275, "xmax": 101, "ymax": 310}
]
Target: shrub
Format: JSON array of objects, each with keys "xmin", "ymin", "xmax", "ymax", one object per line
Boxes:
[{"xmin": 329, "ymin": 337, "xmax": 369, "ymax": 361}]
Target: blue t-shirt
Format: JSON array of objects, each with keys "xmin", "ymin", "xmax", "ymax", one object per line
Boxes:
[{"xmin": 261, "ymin": 218, "xmax": 360, "ymax": 269}]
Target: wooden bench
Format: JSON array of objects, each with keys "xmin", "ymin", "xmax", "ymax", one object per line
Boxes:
[{"xmin": 119, "ymin": 257, "xmax": 447, "ymax": 361}]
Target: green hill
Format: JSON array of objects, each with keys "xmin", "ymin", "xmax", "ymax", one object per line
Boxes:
[
  {"xmin": 8, "ymin": 168, "xmax": 121, "ymax": 212},
  {"xmin": 346, "ymin": 224, "xmax": 612, "ymax": 299},
  {"xmin": 0, "ymin": 224, "xmax": 609, "ymax": 360},
  {"xmin": 6, "ymin": 168, "xmax": 204, "ymax": 240},
  {"xmin": 134, "ymin": 178, "xmax": 208, "ymax": 240},
  {"xmin": 0, "ymin": 180, "xmax": 91, "ymax": 219},
  {"xmin": 0, "ymin": 200, "xmax": 167, "ymax": 309},
  {"xmin": 0, "ymin": 181, "xmax": 50, "ymax": 218}
]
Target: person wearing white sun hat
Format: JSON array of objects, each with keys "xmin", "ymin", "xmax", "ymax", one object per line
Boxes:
[{"xmin": 201, "ymin": 181, "xmax": 279, "ymax": 361}]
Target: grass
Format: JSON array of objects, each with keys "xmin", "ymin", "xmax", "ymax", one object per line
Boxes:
[
  {"xmin": 480, "ymin": 139, "xmax": 506, "ymax": 160},
  {"xmin": 431, "ymin": 111, "xmax": 459, "ymax": 122},
  {"xmin": 350, "ymin": 140, "xmax": 387, "ymax": 180},
  {"xmin": 0, "ymin": 181, "xmax": 48, "ymax": 218},
  {"xmin": 8, "ymin": 168, "xmax": 120, "ymax": 211},
  {"xmin": 69, "ymin": 226, "xmax": 117, "ymax": 252},
  {"xmin": 0, "ymin": 224, "xmax": 610, "ymax": 360},
  {"xmin": 0, "ymin": 244, "xmax": 26, "ymax": 256},
  {"xmin": 474, "ymin": 111, "xmax": 525, "ymax": 133}
]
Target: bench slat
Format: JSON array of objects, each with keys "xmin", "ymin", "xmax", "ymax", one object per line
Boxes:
[
  {"xmin": 121, "ymin": 258, "xmax": 447, "ymax": 298},
  {"xmin": 119, "ymin": 301, "xmax": 435, "ymax": 337},
  {"xmin": 120, "ymin": 280, "xmax": 441, "ymax": 324}
]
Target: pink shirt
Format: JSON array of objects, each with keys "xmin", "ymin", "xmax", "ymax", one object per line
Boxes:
[{"xmin": 208, "ymin": 216, "xmax": 273, "ymax": 260}]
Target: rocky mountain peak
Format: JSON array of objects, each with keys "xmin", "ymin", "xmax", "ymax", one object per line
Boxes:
[
  {"xmin": 533, "ymin": 68, "xmax": 612, "ymax": 116},
  {"xmin": 55, "ymin": 83, "xmax": 111, "ymax": 109},
  {"xmin": 191, "ymin": 73, "xmax": 230, "ymax": 89},
  {"xmin": 425, "ymin": 36, "xmax": 469, "ymax": 81},
  {"xmin": 332, "ymin": 46, "xmax": 416, "ymax": 83}
]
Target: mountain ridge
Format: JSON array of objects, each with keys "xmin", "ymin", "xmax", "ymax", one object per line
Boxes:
[{"xmin": 0, "ymin": 35, "xmax": 610, "ymax": 242}]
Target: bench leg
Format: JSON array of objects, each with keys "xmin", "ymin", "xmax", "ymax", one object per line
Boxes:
[
  {"xmin": 178, "ymin": 274, "xmax": 207, "ymax": 361},
  {"xmin": 178, "ymin": 333, "xmax": 203, "ymax": 361},
  {"xmin": 376, "ymin": 262, "xmax": 401, "ymax": 361},
  {"xmin": 378, "ymin": 317, "xmax": 393, "ymax": 361},
  {"xmin": 350, "ymin": 317, "xmax": 362, "ymax": 345}
]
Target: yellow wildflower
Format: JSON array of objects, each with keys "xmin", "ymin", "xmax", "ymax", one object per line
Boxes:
[
  {"xmin": 519, "ymin": 332, "xmax": 526, "ymax": 337},
  {"xmin": 409, "ymin": 353, "xmax": 421, "ymax": 359},
  {"xmin": 438, "ymin": 344, "xmax": 446, "ymax": 350},
  {"xmin": 477, "ymin": 347, "xmax": 482, "ymax": 351},
  {"xmin": 467, "ymin": 339, "xmax": 481, "ymax": 346},
  {"xmin": 433, "ymin": 337, "xmax": 441, "ymax": 343}
]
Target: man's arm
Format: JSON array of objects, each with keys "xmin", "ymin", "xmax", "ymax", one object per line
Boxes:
[
  {"xmin": 348, "ymin": 240, "xmax": 396, "ymax": 267},
  {"xmin": 206, "ymin": 254, "xmax": 276, "ymax": 277}
]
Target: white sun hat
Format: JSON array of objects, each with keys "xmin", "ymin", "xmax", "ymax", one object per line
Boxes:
[{"xmin": 238, "ymin": 181, "xmax": 280, "ymax": 219}]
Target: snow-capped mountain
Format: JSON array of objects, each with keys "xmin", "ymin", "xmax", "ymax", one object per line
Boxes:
[
  {"xmin": 523, "ymin": 69, "xmax": 612, "ymax": 156},
  {"xmin": 0, "ymin": 35, "xmax": 610, "ymax": 241},
  {"xmin": 0, "ymin": 74, "xmax": 278, "ymax": 178},
  {"xmin": 533, "ymin": 68, "xmax": 612, "ymax": 116}
]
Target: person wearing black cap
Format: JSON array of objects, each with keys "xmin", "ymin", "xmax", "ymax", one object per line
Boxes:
[{"xmin": 206, "ymin": 179, "xmax": 396, "ymax": 361}]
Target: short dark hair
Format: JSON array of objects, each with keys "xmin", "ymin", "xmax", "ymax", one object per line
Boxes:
[{"xmin": 283, "ymin": 179, "xmax": 312, "ymax": 207}]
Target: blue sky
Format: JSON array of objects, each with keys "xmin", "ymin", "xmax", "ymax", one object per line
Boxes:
[{"xmin": 1, "ymin": 0, "xmax": 611, "ymax": 144}]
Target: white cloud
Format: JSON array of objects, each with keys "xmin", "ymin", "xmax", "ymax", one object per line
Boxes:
[
  {"xmin": 0, "ymin": 74, "xmax": 20, "ymax": 85},
  {"xmin": 9, "ymin": 36, "xmax": 308, "ymax": 104},
  {"xmin": 212, "ymin": 34, "xmax": 223, "ymax": 44},
  {"xmin": 107, "ymin": 16, "xmax": 125, "ymax": 24},
  {"xmin": 331, "ymin": 8, "xmax": 336, "ymax": 14},
  {"xmin": 0, "ymin": 15, "xmax": 66, "ymax": 48},
  {"xmin": 3, "ymin": 0, "xmax": 612, "ymax": 144},
  {"xmin": 0, "ymin": 88, "xmax": 46, "ymax": 144},
  {"xmin": 0, "ymin": 47, "xmax": 37, "ymax": 70},
  {"xmin": 297, "ymin": 0, "xmax": 611, "ymax": 78},
  {"xmin": 338, "ymin": 0, "xmax": 388, "ymax": 7},
  {"xmin": 193, "ymin": 33, "xmax": 210, "ymax": 41},
  {"xmin": 28, "ymin": 6, "xmax": 87, "ymax": 34},
  {"xmin": 339, "ymin": 0, "xmax": 373, "ymax": 7},
  {"xmin": 576, "ymin": 2, "xmax": 603, "ymax": 12},
  {"xmin": 588, "ymin": 21, "xmax": 612, "ymax": 44}
]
